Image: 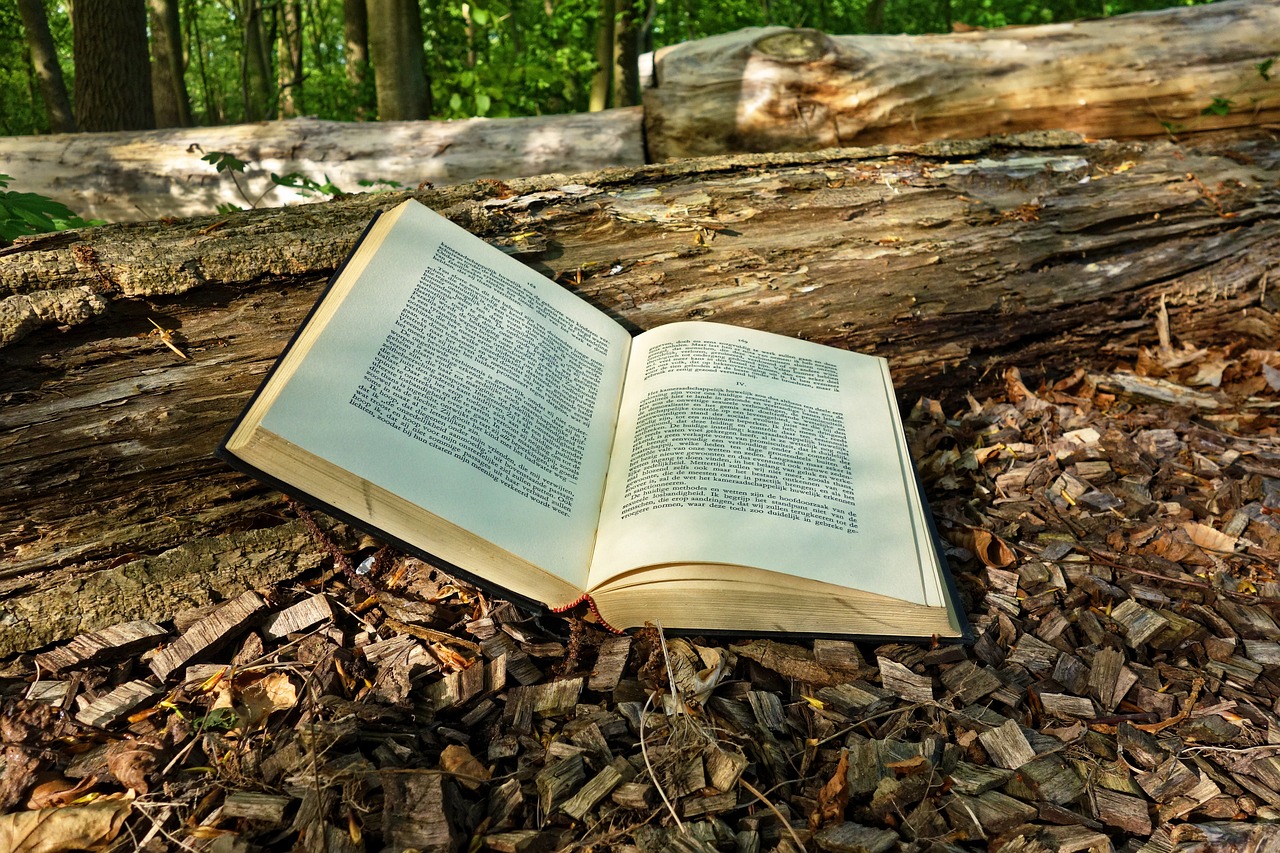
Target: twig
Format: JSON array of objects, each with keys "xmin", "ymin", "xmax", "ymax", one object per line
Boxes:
[
  {"xmin": 638, "ymin": 691, "xmax": 684, "ymax": 833},
  {"xmin": 287, "ymin": 496, "xmax": 376, "ymax": 595},
  {"xmin": 739, "ymin": 777, "xmax": 808, "ymax": 850}
]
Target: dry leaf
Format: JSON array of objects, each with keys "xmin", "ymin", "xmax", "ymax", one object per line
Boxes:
[
  {"xmin": 1185, "ymin": 522, "xmax": 1238, "ymax": 554},
  {"xmin": 439, "ymin": 744, "xmax": 490, "ymax": 791},
  {"xmin": 808, "ymin": 748, "xmax": 849, "ymax": 831},
  {"xmin": 210, "ymin": 671, "xmax": 299, "ymax": 734},
  {"xmin": 950, "ymin": 527, "xmax": 1016, "ymax": 569},
  {"xmin": 106, "ymin": 741, "xmax": 162, "ymax": 794},
  {"xmin": 236, "ymin": 672, "xmax": 299, "ymax": 730},
  {"xmin": 25, "ymin": 773, "xmax": 98, "ymax": 810},
  {"xmin": 0, "ymin": 794, "xmax": 132, "ymax": 852}
]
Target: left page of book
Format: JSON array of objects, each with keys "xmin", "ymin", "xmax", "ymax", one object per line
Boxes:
[{"xmin": 229, "ymin": 200, "xmax": 632, "ymax": 594}]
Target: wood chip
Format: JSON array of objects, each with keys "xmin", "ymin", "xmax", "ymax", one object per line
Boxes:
[
  {"xmin": 35, "ymin": 620, "xmax": 167, "ymax": 673},
  {"xmin": 75, "ymin": 679, "xmax": 163, "ymax": 728},
  {"xmin": 261, "ymin": 593, "xmax": 333, "ymax": 640},
  {"xmin": 150, "ymin": 590, "xmax": 267, "ymax": 680},
  {"xmin": 979, "ymin": 718, "xmax": 1037, "ymax": 770}
]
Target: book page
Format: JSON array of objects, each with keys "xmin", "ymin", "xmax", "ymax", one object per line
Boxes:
[
  {"xmin": 588, "ymin": 321, "xmax": 944, "ymax": 606},
  {"xmin": 259, "ymin": 201, "xmax": 630, "ymax": 587}
]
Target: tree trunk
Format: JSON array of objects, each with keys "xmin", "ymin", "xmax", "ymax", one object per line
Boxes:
[
  {"xmin": 0, "ymin": 111, "xmax": 645, "ymax": 222},
  {"xmin": 613, "ymin": 0, "xmax": 641, "ymax": 108},
  {"xmin": 644, "ymin": 0, "xmax": 1280, "ymax": 160},
  {"xmin": 16, "ymin": 0, "xmax": 76, "ymax": 134},
  {"xmin": 1, "ymin": 133, "xmax": 1278, "ymax": 656},
  {"xmin": 367, "ymin": 0, "xmax": 430, "ymax": 120},
  {"xmin": 277, "ymin": 0, "xmax": 304, "ymax": 117},
  {"xmin": 72, "ymin": 0, "xmax": 155, "ymax": 132},
  {"xmin": 342, "ymin": 0, "xmax": 373, "ymax": 117},
  {"xmin": 589, "ymin": 0, "xmax": 615, "ymax": 111},
  {"xmin": 148, "ymin": 0, "xmax": 193, "ymax": 128},
  {"xmin": 240, "ymin": 0, "xmax": 274, "ymax": 121}
]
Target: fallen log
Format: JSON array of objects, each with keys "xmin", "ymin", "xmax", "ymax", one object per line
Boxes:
[
  {"xmin": 1, "ymin": 132, "xmax": 1278, "ymax": 656},
  {"xmin": 644, "ymin": 0, "xmax": 1280, "ymax": 158},
  {"xmin": 0, "ymin": 109, "xmax": 645, "ymax": 223}
]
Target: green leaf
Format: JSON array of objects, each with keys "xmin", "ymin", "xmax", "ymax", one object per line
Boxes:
[
  {"xmin": 475, "ymin": 91, "xmax": 492, "ymax": 116},
  {"xmin": 1259, "ymin": 58, "xmax": 1275, "ymax": 82},
  {"xmin": 471, "ymin": 7, "xmax": 489, "ymax": 25},
  {"xmin": 201, "ymin": 151, "xmax": 249, "ymax": 173},
  {"xmin": 1201, "ymin": 97, "xmax": 1234, "ymax": 117},
  {"xmin": 0, "ymin": 186, "xmax": 99, "ymax": 241},
  {"xmin": 449, "ymin": 92, "xmax": 463, "ymax": 112}
]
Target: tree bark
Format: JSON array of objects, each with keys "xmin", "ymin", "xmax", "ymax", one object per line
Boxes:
[
  {"xmin": 73, "ymin": 0, "xmax": 156, "ymax": 132},
  {"xmin": 1, "ymin": 133, "xmax": 1278, "ymax": 656},
  {"xmin": 644, "ymin": 0, "xmax": 1280, "ymax": 160},
  {"xmin": 148, "ymin": 0, "xmax": 193, "ymax": 128},
  {"xmin": 240, "ymin": 0, "xmax": 274, "ymax": 121},
  {"xmin": 342, "ymin": 0, "xmax": 373, "ymax": 117},
  {"xmin": 367, "ymin": 0, "xmax": 430, "ymax": 120},
  {"xmin": 16, "ymin": 0, "xmax": 76, "ymax": 134},
  {"xmin": 589, "ymin": 0, "xmax": 616, "ymax": 112},
  {"xmin": 277, "ymin": 0, "xmax": 304, "ymax": 117}
]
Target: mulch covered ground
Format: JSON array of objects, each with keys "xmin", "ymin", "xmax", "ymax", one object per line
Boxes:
[{"xmin": 4, "ymin": 335, "xmax": 1280, "ymax": 853}]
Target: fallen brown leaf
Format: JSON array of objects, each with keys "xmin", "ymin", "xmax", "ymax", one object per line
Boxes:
[{"xmin": 0, "ymin": 794, "xmax": 132, "ymax": 852}]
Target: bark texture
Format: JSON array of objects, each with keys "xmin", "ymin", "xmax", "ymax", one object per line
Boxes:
[
  {"xmin": 368, "ymin": 0, "xmax": 430, "ymax": 120},
  {"xmin": 149, "ymin": 0, "xmax": 193, "ymax": 128},
  {"xmin": 72, "ymin": 0, "xmax": 155, "ymax": 132},
  {"xmin": 1, "ymin": 134, "xmax": 1278, "ymax": 656},
  {"xmin": 644, "ymin": 0, "xmax": 1280, "ymax": 159}
]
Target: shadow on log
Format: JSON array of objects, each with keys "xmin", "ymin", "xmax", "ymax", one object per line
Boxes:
[{"xmin": 1, "ymin": 132, "xmax": 1279, "ymax": 656}]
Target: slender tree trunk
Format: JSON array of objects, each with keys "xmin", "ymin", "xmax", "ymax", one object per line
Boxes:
[
  {"xmin": 188, "ymin": 0, "xmax": 220, "ymax": 123},
  {"xmin": 73, "ymin": 0, "xmax": 155, "ymax": 131},
  {"xmin": 865, "ymin": 0, "xmax": 885, "ymax": 31},
  {"xmin": 589, "ymin": 0, "xmax": 615, "ymax": 111},
  {"xmin": 613, "ymin": 0, "xmax": 641, "ymax": 108},
  {"xmin": 149, "ymin": 0, "xmax": 192, "ymax": 127},
  {"xmin": 342, "ymin": 0, "xmax": 372, "ymax": 117},
  {"xmin": 241, "ymin": 0, "xmax": 274, "ymax": 120},
  {"xmin": 16, "ymin": 0, "xmax": 76, "ymax": 133},
  {"xmin": 367, "ymin": 0, "xmax": 429, "ymax": 120},
  {"xmin": 277, "ymin": 0, "xmax": 303, "ymax": 116}
]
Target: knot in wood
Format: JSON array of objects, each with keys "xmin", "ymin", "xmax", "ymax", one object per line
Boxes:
[{"xmin": 753, "ymin": 29, "xmax": 833, "ymax": 64}]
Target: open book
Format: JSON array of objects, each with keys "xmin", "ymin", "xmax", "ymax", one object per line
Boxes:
[{"xmin": 218, "ymin": 199, "xmax": 968, "ymax": 638}]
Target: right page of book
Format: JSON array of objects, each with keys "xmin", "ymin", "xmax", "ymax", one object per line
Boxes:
[{"xmin": 588, "ymin": 321, "xmax": 946, "ymax": 607}]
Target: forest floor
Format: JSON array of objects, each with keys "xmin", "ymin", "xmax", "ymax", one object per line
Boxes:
[{"xmin": 4, "ymin": 332, "xmax": 1280, "ymax": 853}]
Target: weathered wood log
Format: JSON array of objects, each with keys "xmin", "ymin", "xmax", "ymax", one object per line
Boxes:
[
  {"xmin": 0, "ymin": 108, "xmax": 645, "ymax": 223},
  {"xmin": 2, "ymin": 133, "xmax": 1279, "ymax": 658},
  {"xmin": 645, "ymin": 0, "xmax": 1280, "ymax": 159}
]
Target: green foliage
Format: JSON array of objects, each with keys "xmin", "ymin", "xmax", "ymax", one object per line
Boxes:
[
  {"xmin": 1258, "ymin": 58, "xmax": 1274, "ymax": 82},
  {"xmin": 200, "ymin": 149, "xmax": 347, "ymax": 209},
  {"xmin": 0, "ymin": 173, "xmax": 101, "ymax": 241},
  {"xmin": 1201, "ymin": 96, "xmax": 1233, "ymax": 117},
  {"xmin": 200, "ymin": 151, "xmax": 248, "ymax": 173},
  {"xmin": 270, "ymin": 171, "xmax": 345, "ymax": 198}
]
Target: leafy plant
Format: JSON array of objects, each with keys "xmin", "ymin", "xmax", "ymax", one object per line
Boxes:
[
  {"xmin": 0, "ymin": 174, "xmax": 102, "ymax": 241},
  {"xmin": 199, "ymin": 150, "xmax": 345, "ymax": 210},
  {"xmin": 1201, "ymin": 96, "xmax": 1234, "ymax": 117}
]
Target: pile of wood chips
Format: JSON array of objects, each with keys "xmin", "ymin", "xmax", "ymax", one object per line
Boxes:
[{"xmin": 4, "ymin": 341, "xmax": 1280, "ymax": 853}]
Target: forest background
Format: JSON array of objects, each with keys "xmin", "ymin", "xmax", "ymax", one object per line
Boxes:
[{"xmin": 6, "ymin": 0, "xmax": 1211, "ymax": 142}]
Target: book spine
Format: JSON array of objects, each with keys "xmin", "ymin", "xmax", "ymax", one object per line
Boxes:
[{"xmin": 551, "ymin": 593, "xmax": 625, "ymax": 635}]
